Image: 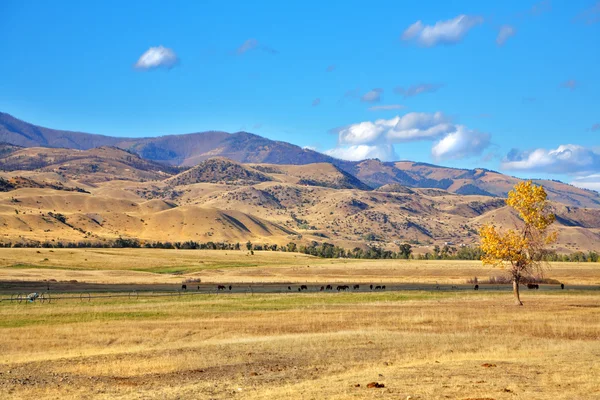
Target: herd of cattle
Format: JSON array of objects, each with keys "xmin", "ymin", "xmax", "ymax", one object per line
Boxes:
[
  {"xmin": 179, "ymin": 284, "xmax": 389, "ymax": 292},
  {"xmin": 180, "ymin": 283, "xmax": 564, "ymax": 292}
]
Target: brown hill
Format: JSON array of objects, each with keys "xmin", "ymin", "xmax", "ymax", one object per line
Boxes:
[
  {"xmin": 165, "ymin": 158, "xmax": 271, "ymax": 186},
  {"xmin": 349, "ymin": 159, "xmax": 600, "ymax": 209},
  {"xmin": 251, "ymin": 163, "xmax": 371, "ymax": 190},
  {"xmin": 0, "ymin": 145, "xmax": 178, "ymax": 183},
  {"xmin": 1, "ymin": 160, "xmax": 599, "ymax": 253},
  {"xmin": 2, "ymin": 112, "xmax": 599, "ymax": 209},
  {"xmin": 0, "ymin": 112, "xmax": 334, "ymax": 167}
]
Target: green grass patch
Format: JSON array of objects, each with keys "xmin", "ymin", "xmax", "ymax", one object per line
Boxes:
[
  {"xmin": 0, "ymin": 310, "xmax": 167, "ymax": 328},
  {"xmin": 0, "ymin": 263, "xmax": 94, "ymax": 271}
]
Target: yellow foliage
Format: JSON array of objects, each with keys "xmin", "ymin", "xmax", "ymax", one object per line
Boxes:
[
  {"xmin": 480, "ymin": 225, "xmax": 528, "ymax": 268},
  {"xmin": 480, "ymin": 181, "xmax": 557, "ymax": 278},
  {"xmin": 507, "ymin": 181, "xmax": 556, "ymax": 230}
]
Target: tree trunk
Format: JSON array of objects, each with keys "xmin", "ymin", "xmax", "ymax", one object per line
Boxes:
[{"xmin": 513, "ymin": 278, "xmax": 523, "ymax": 306}]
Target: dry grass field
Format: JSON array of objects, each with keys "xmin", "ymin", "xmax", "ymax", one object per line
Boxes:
[
  {"xmin": 1, "ymin": 249, "xmax": 599, "ymax": 399},
  {"xmin": 1, "ymin": 291, "xmax": 599, "ymax": 399},
  {"xmin": 1, "ymin": 248, "xmax": 599, "ymax": 285}
]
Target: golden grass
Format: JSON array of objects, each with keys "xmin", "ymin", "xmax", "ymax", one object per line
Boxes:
[
  {"xmin": 0, "ymin": 291, "xmax": 599, "ymax": 399},
  {"xmin": 1, "ymin": 248, "xmax": 599, "ymax": 285}
]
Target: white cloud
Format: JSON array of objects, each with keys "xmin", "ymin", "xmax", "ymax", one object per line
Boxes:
[
  {"xmin": 368, "ymin": 104, "xmax": 405, "ymax": 111},
  {"xmin": 361, "ymin": 88, "xmax": 383, "ymax": 103},
  {"xmin": 134, "ymin": 46, "xmax": 178, "ymax": 70},
  {"xmin": 401, "ymin": 15, "xmax": 483, "ymax": 47},
  {"xmin": 571, "ymin": 174, "xmax": 600, "ymax": 191},
  {"xmin": 335, "ymin": 112, "xmax": 454, "ymax": 145},
  {"xmin": 502, "ymin": 145, "xmax": 600, "ymax": 174},
  {"xmin": 327, "ymin": 112, "xmax": 490, "ymax": 162},
  {"xmin": 431, "ymin": 126, "xmax": 491, "ymax": 160},
  {"xmin": 325, "ymin": 144, "xmax": 397, "ymax": 161},
  {"xmin": 496, "ymin": 25, "xmax": 516, "ymax": 46}
]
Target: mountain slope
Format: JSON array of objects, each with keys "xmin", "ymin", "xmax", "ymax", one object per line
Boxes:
[
  {"xmin": 165, "ymin": 158, "xmax": 272, "ymax": 186},
  {"xmin": 1, "ymin": 150, "xmax": 599, "ymax": 253},
  {"xmin": 0, "ymin": 145, "xmax": 178, "ymax": 183},
  {"xmin": 2, "ymin": 112, "xmax": 599, "ymax": 209},
  {"xmin": 0, "ymin": 112, "xmax": 335, "ymax": 167},
  {"xmin": 0, "ymin": 112, "xmax": 122, "ymax": 149}
]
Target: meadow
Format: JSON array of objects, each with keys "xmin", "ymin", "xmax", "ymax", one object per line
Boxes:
[
  {"xmin": 1, "ymin": 248, "xmax": 599, "ymax": 285},
  {"xmin": 0, "ymin": 249, "xmax": 599, "ymax": 399}
]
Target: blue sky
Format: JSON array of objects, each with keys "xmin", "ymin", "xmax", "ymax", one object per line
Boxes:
[{"xmin": 1, "ymin": 0, "xmax": 599, "ymax": 188}]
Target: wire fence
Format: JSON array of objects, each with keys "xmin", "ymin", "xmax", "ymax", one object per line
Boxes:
[
  {"xmin": 0, "ymin": 282, "xmax": 589, "ymax": 305},
  {"xmin": 0, "ymin": 288, "xmax": 258, "ymax": 304}
]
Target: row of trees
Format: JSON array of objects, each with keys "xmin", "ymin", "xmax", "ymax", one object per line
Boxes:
[{"xmin": 2, "ymin": 237, "xmax": 597, "ymax": 264}]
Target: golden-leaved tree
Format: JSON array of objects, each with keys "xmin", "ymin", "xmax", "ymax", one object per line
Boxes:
[{"xmin": 480, "ymin": 181, "xmax": 557, "ymax": 305}]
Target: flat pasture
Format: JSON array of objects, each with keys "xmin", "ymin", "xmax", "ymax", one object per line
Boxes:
[
  {"xmin": 1, "ymin": 248, "xmax": 599, "ymax": 285},
  {"xmin": 0, "ymin": 249, "xmax": 599, "ymax": 399},
  {"xmin": 1, "ymin": 291, "xmax": 599, "ymax": 399}
]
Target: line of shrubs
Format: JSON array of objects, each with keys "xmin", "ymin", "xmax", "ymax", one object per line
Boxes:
[{"xmin": 0, "ymin": 238, "xmax": 597, "ymax": 262}]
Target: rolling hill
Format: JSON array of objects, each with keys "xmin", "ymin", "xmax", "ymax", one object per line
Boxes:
[
  {"xmin": 1, "ymin": 111, "xmax": 599, "ymax": 209},
  {"xmin": 1, "ymin": 147, "xmax": 599, "ymax": 253}
]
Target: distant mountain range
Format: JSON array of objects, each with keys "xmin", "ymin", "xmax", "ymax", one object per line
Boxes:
[
  {"xmin": 2, "ymin": 111, "xmax": 599, "ymax": 209},
  {"xmin": 1, "ymin": 146, "xmax": 599, "ymax": 253}
]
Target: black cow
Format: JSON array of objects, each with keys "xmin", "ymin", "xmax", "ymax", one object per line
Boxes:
[
  {"xmin": 474, "ymin": 284, "xmax": 479, "ymax": 291},
  {"xmin": 181, "ymin": 284, "xmax": 187, "ymax": 291},
  {"xmin": 527, "ymin": 283, "xmax": 539, "ymax": 290},
  {"xmin": 370, "ymin": 284, "xmax": 373, "ymax": 290},
  {"xmin": 217, "ymin": 285, "xmax": 226, "ymax": 291},
  {"xmin": 353, "ymin": 284, "xmax": 360, "ymax": 290},
  {"xmin": 300, "ymin": 285, "xmax": 308, "ymax": 291},
  {"xmin": 320, "ymin": 286, "xmax": 325, "ymax": 291},
  {"xmin": 326, "ymin": 285, "xmax": 333, "ymax": 290},
  {"xmin": 375, "ymin": 285, "xmax": 382, "ymax": 290},
  {"xmin": 288, "ymin": 286, "xmax": 292, "ymax": 291},
  {"xmin": 561, "ymin": 283, "xmax": 565, "ymax": 290},
  {"xmin": 298, "ymin": 287, "xmax": 301, "ymax": 292},
  {"xmin": 228, "ymin": 285, "xmax": 232, "ymax": 291},
  {"xmin": 382, "ymin": 285, "xmax": 386, "ymax": 290}
]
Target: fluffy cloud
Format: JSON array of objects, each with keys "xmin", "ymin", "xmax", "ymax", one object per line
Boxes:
[
  {"xmin": 324, "ymin": 144, "xmax": 398, "ymax": 161},
  {"xmin": 368, "ymin": 104, "xmax": 405, "ymax": 111},
  {"xmin": 336, "ymin": 112, "xmax": 453, "ymax": 145},
  {"xmin": 394, "ymin": 83, "xmax": 444, "ymax": 97},
  {"xmin": 326, "ymin": 112, "xmax": 490, "ymax": 161},
  {"xmin": 502, "ymin": 145, "xmax": 600, "ymax": 174},
  {"xmin": 571, "ymin": 174, "xmax": 600, "ymax": 191},
  {"xmin": 401, "ymin": 15, "xmax": 483, "ymax": 47},
  {"xmin": 504, "ymin": 143, "xmax": 600, "ymax": 193},
  {"xmin": 496, "ymin": 25, "xmax": 516, "ymax": 46},
  {"xmin": 361, "ymin": 88, "xmax": 383, "ymax": 103},
  {"xmin": 312, "ymin": 98, "xmax": 321, "ymax": 107},
  {"xmin": 134, "ymin": 46, "xmax": 179, "ymax": 70},
  {"xmin": 431, "ymin": 127, "xmax": 491, "ymax": 160}
]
